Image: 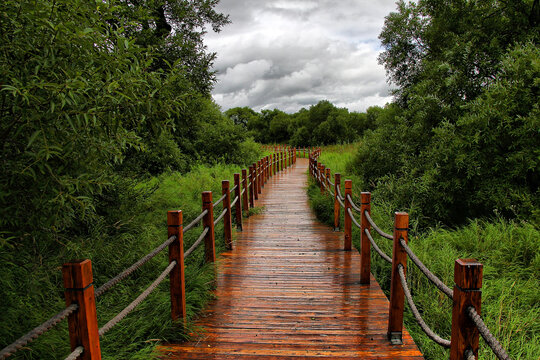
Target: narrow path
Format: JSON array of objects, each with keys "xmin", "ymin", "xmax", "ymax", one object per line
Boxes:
[{"xmin": 159, "ymin": 158, "xmax": 423, "ymax": 359}]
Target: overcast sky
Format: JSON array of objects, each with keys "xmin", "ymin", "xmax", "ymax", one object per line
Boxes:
[{"xmin": 204, "ymin": 0, "xmax": 399, "ymax": 113}]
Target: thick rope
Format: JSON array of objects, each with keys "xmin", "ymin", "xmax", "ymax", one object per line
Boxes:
[
  {"xmin": 64, "ymin": 346, "xmax": 84, "ymax": 360},
  {"xmin": 467, "ymin": 307, "xmax": 511, "ymax": 360},
  {"xmin": 336, "ymin": 195, "xmax": 345, "ymax": 209},
  {"xmin": 229, "ymin": 185, "xmax": 238, "ymax": 193},
  {"xmin": 348, "ymin": 207, "xmax": 362, "ymax": 230},
  {"xmin": 231, "ymin": 195, "xmax": 239, "ymax": 207},
  {"xmin": 465, "ymin": 349, "xmax": 476, "ymax": 360},
  {"xmin": 328, "ymin": 179, "xmax": 335, "ymax": 187},
  {"xmin": 184, "ymin": 227, "xmax": 209, "ymax": 259},
  {"xmin": 364, "ymin": 228, "xmax": 393, "ymax": 264},
  {"xmin": 98, "ymin": 261, "xmax": 176, "ymax": 337},
  {"xmin": 0, "ymin": 304, "xmax": 79, "ymax": 359},
  {"xmin": 213, "ymin": 194, "xmax": 226, "ymax": 208},
  {"xmin": 214, "ymin": 208, "xmax": 227, "ymax": 226},
  {"xmin": 241, "ymin": 188, "xmax": 246, "ymax": 196},
  {"xmin": 328, "ymin": 189, "xmax": 335, "ymax": 197},
  {"xmin": 364, "ymin": 210, "xmax": 393, "ymax": 240},
  {"xmin": 398, "ymin": 264, "xmax": 451, "ymax": 348},
  {"xmin": 95, "ymin": 236, "xmax": 176, "ymax": 297},
  {"xmin": 399, "ymin": 238, "xmax": 454, "ymax": 299},
  {"xmin": 184, "ymin": 209, "xmax": 208, "ymax": 233},
  {"xmin": 346, "ymin": 194, "xmax": 362, "ymax": 213}
]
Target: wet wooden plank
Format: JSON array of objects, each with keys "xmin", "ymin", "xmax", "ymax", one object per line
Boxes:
[{"xmin": 158, "ymin": 158, "xmax": 423, "ymax": 359}]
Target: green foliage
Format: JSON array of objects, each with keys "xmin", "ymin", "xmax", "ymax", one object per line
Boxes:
[{"xmin": 224, "ymin": 100, "xmax": 370, "ymax": 146}]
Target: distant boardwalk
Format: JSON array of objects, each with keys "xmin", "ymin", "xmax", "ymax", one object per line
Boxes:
[{"xmin": 158, "ymin": 158, "xmax": 423, "ymax": 359}]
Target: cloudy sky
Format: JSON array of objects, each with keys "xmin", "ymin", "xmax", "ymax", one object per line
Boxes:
[{"xmin": 204, "ymin": 0, "xmax": 399, "ymax": 113}]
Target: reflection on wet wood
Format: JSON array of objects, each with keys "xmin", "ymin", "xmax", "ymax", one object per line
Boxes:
[{"xmin": 158, "ymin": 158, "xmax": 423, "ymax": 359}]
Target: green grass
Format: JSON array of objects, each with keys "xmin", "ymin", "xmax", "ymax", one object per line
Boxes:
[
  {"xmin": 307, "ymin": 144, "xmax": 540, "ymax": 360},
  {"xmin": 0, "ymin": 163, "xmax": 250, "ymax": 359}
]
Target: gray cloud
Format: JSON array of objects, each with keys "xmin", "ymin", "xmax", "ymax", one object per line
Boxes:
[{"xmin": 206, "ymin": 0, "xmax": 398, "ymax": 113}]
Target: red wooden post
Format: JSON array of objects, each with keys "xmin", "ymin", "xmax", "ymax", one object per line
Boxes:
[
  {"xmin": 270, "ymin": 154, "xmax": 274, "ymax": 176},
  {"xmin": 249, "ymin": 165, "xmax": 255, "ymax": 207},
  {"xmin": 266, "ymin": 156, "xmax": 269, "ymax": 182},
  {"xmin": 234, "ymin": 174, "xmax": 243, "ymax": 230},
  {"xmin": 253, "ymin": 163, "xmax": 258, "ymax": 200},
  {"xmin": 222, "ymin": 180, "xmax": 233, "ymax": 250},
  {"xmin": 344, "ymin": 180, "xmax": 352, "ymax": 251},
  {"xmin": 360, "ymin": 192, "xmax": 372, "ymax": 284},
  {"xmin": 326, "ymin": 168, "xmax": 331, "ymax": 192},
  {"xmin": 320, "ymin": 164, "xmax": 325, "ymax": 194},
  {"xmin": 261, "ymin": 159, "xmax": 265, "ymax": 188},
  {"xmin": 388, "ymin": 212, "xmax": 409, "ymax": 344},
  {"xmin": 167, "ymin": 210, "xmax": 186, "ymax": 322},
  {"xmin": 280, "ymin": 151, "xmax": 284, "ymax": 170},
  {"xmin": 450, "ymin": 259, "xmax": 483, "ymax": 360},
  {"xmin": 242, "ymin": 169, "xmax": 249, "ymax": 214},
  {"xmin": 257, "ymin": 159, "xmax": 262, "ymax": 194},
  {"xmin": 63, "ymin": 260, "xmax": 101, "ymax": 360},
  {"xmin": 202, "ymin": 191, "xmax": 216, "ymax": 263},
  {"xmin": 333, "ymin": 173, "xmax": 341, "ymax": 231}
]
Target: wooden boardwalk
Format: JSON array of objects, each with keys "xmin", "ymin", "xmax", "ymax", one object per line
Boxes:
[{"xmin": 159, "ymin": 158, "xmax": 423, "ymax": 359}]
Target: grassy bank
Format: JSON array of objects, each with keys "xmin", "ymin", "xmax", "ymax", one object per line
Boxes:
[
  {"xmin": 0, "ymin": 163, "xmax": 253, "ymax": 359},
  {"xmin": 308, "ymin": 144, "xmax": 539, "ymax": 360}
]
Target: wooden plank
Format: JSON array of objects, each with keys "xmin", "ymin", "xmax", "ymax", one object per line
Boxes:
[{"xmin": 158, "ymin": 158, "xmax": 423, "ymax": 359}]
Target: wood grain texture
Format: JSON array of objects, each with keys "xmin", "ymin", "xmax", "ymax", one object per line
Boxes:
[{"xmin": 158, "ymin": 158, "xmax": 423, "ymax": 359}]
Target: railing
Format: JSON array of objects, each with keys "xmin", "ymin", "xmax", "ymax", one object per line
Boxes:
[
  {"xmin": 309, "ymin": 151, "xmax": 511, "ymax": 360},
  {"xmin": 0, "ymin": 149, "xmax": 297, "ymax": 360}
]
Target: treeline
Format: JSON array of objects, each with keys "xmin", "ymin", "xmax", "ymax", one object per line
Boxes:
[
  {"xmin": 350, "ymin": 0, "xmax": 539, "ymax": 228},
  {"xmin": 224, "ymin": 101, "xmax": 381, "ymax": 146}
]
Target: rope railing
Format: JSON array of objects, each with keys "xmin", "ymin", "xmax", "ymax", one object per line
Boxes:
[
  {"xmin": 64, "ymin": 346, "xmax": 84, "ymax": 360},
  {"xmin": 308, "ymin": 148, "xmax": 512, "ymax": 360},
  {"xmin": 184, "ymin": 227, "xmax": 209, "ymax": 259},
  {"xmin": 398, "ymin": 264, "xmax": 451, "ymax": 348},
  {"xmin": 364, "ymin": 210, "xmax": 393, "ymax": 240},
  {"xmin": 184, "ymin": 209, "xmax": 208, "ymax": 233},
  {"xmin": 364, "ymin": 228, "xmax": 392, "ymax": 264},
  {"xmin": 0, "ymin": 304, "xmax": 79, "ymax": 359},
  {"xmin": 98, "ymin": 261, "xmax": 177, "ymax": 337},
  {"xmin": 213, "ymin": 193, "xmax": 227, "ymax": 208},
  {"xmin": 214, "ymin": 208, "xmax": 227, "ymax": 226},
  {"xmin": 467, "ymin": 307, "xmax": 511, "ymax": 360},
  {"xmin": 399, "ymin": 238, "xmax": 454, "ymax": 299},
  {"xmin": 2, "ymin": 148, "xmax": 296, "ymax": 359},
  {"xmin": 95, "ymin": 235, "xmax": 176, "ymax": 297}
]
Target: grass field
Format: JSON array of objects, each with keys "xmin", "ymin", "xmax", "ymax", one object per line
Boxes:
[{"xmin": 308, "ymin": 144, "xmax": 539, "ymax": 360}]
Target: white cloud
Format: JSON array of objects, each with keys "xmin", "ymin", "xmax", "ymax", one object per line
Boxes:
[{"xmin": 205, "ymin": 0, "xmax": 398, "ymax": 113}]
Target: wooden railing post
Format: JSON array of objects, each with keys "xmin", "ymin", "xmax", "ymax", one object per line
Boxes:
[
  {"xmin": 333, "ymin": 173, "xmax": 341, "ymax": 231},
  {"xmin": 266, "ymin": 156, "xmax": 269, "ymax": 182},
  {"xmin": 280, "ymin": 151, "xmax": 284, "ymax": 170},
  {"xmin": 63, "ymin": 260, "xmax": 101, "ymax": 360},
  {"xmin": 242, "ymin": 169, "xmax": 249, "ymax": 214},
  {"xmin": 222, "ymin": 180, "xmax": 233, "ymax": 250},
  {"xmin": 450, "ymin": 259, "xmax": 483, "ymax": 360},
  {"xmin": 270, "ymin": 154, "xmax": 274, "ymax": 176},
  {"xmin": 360, "ymin": 192, "xmax": 372, "ymax": 284},
  {"xmin": 234, "ymin": 174, "xmax": 243, "ymax": 230},
  {"xmin": 320, "ymin": 164, "xmax": 325, "ymax": 194},
  {"xmin": 249, "ymin": 165, "xmax": 255, "ymax": 207},
  {"xmin": 388, "ymin": 212, "xmax": 409, "ymax": 344},
  {"xmin": 344, "ymin": 180, "xmax": 352, "ymax": 251},
  {"xmin": 326, "ymin": 168, "xmax": 331, "ymax": 191},
  {"xmin": 253, "ymin": 163, "xmax": 259, "ymax": 200},
  {"xmin": 257, "ymin": 160, "xmax": 263, "ymax": 194},
  {"xmin": 202, "ymin": 191, "xmax": 216, "ymax": 263},
  {"xmin": 167, "ymin": 210, "xmax": 186, "ymax": 322}
]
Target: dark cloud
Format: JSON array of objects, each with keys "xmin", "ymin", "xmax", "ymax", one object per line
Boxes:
[{"xmin": 206, "ymin": 0, "xmax": 398, "ymax": 113}]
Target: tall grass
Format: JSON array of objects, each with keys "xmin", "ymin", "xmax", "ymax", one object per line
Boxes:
[
  {"xmin": 308, "ymin": 144, "xmax": 539, "ymax": 360},
  {"xmin": 0, "ymin": 163, "xmax": 250, "ymax": 359}
]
